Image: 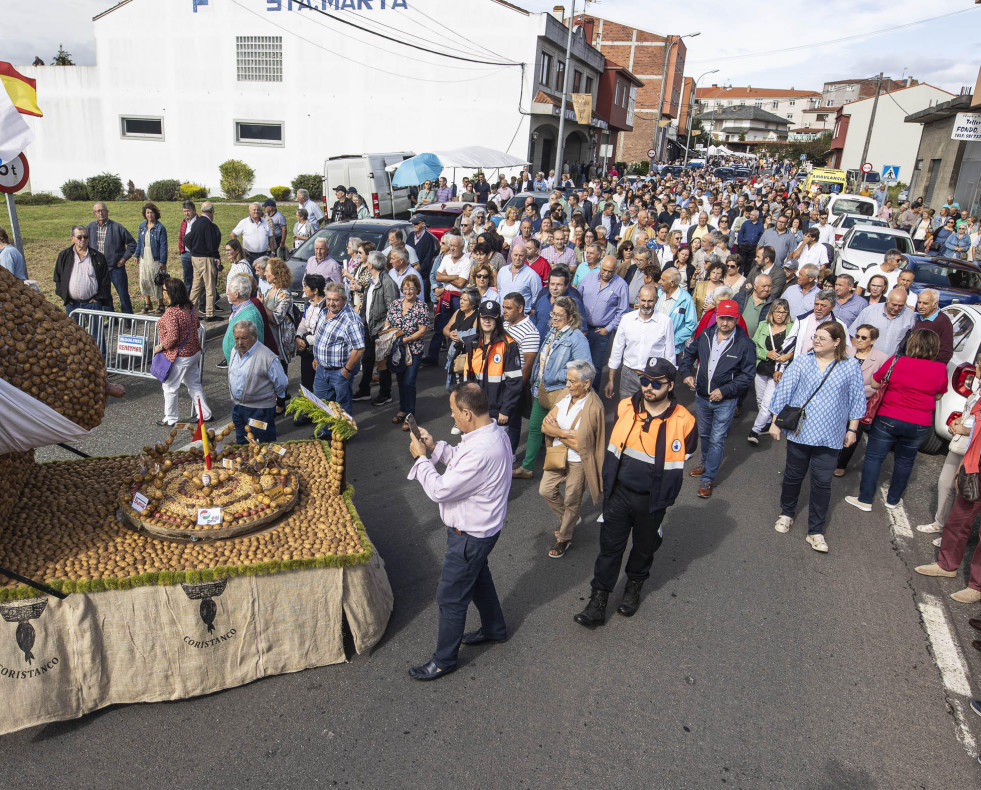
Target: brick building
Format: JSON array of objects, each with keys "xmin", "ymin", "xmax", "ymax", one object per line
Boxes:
[{"xmin": 568, "ymin": 11, "xmax": 687, "ymax": 163}]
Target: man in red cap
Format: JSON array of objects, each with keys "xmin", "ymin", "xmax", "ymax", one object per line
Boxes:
[{"xmin": 678, "ymin": 299, "xmax": 756, "ymax": 498}]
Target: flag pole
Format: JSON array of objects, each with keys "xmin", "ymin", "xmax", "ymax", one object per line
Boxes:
[{"xmin": 5, "ymin": 193, "xmax": 23, "ymax": 254}]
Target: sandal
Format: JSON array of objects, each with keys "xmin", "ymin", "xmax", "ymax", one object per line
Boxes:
[
  {"xmin": 401, "ymin": 421, "xmax": 410, "ymax": 432},
  {"xmin": 548, "ymin": 540, "xmax": 571, "ymax": 558},
  {"xmin": 140, "ymin": 306, "xmax": 150, "ymax": 314},
  {"xmin": 392, "ymin": 412, "xmax": 407, "ymax": 425},
  {"xmin": 833, "ymin": 468, "xmax": 846, "ymax": 477}
]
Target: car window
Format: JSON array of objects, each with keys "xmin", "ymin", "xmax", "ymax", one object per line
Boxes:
[
  {"xmin": 419, "ymin": 211, "xmax": 460, "ymax": 230},
  {"xmin": 950, "ymin": 311, "xmax": 975, "ymax": 353},
  {"xmin": 835, "ymin": 199, "xmax": 874, "ymax": 216},
  {"xmin": 842, "ymin": 216, "xmax": 887, "ymax": 230},
  {"xmin": 292, "ymin": 228, "xmax": 387, "ymax": 265},
  {"xmin": 848, "ymin": 231, "xmax": 903, "ymax": 254},
  {"xmin": 914, "ymin": 263, "xmax": 981, "ymax": 292}
]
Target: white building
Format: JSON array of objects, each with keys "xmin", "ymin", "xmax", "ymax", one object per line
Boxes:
[
  {"xmin": 829, "ymin": 83, "xmax": 955, "ymax": 181},
  {"xmin": 694, "ymin": 85, "xmax": 821, "ymax": 129},
  {"xmin": 18, "ymin": 0, "xmax": 598, "ymax": 196},
  {"xmin": 694, "ymin": 105, "xmax": 790, "ymax": 144}
]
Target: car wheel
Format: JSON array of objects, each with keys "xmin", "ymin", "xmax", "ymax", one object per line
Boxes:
[{"xmin": 918, "ymin": 431, "xmax": 948, "ymax": 455}]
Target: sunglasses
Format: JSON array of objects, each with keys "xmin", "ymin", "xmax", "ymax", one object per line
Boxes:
[
  {"xmin": 639, "ymin": 377, "xmax": 668, "ymax": 389},
  {"xmin": 856, "ymin": 334, "xmax": 871, "ymax": 340},
  {"xmin": 475, "ymin": 274, "xmax": 490, "ymax": 279},
  {"xmin": 74, "ymin": 234, "xmax": 89, "ymax": 239}
]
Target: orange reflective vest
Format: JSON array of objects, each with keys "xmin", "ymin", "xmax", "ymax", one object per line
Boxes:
[{"xmin": 465, "ymin": 336, "xmax": 524, "ymax": 418}]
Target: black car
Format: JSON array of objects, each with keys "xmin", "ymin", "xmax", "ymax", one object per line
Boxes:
[{"xmin": 286, "ymin": 218, "xmax": 412, "ymax": 303}]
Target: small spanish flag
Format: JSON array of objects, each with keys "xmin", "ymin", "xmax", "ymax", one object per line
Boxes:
[
  {"xmin": 0, "ymin": 62, "xmax": 42, "ymax": 117},
  {"xmin": 192, "ymin": 399, "xmax": 212, "ymax": 470}
]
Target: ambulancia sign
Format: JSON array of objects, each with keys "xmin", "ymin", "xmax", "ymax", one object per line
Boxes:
[{"xmin": 951, "ymin": 113, "xmax": 981, "ymax": 142}]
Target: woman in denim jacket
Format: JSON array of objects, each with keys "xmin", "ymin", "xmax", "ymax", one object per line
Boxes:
[
  {"xmin": 514, "ymin": 295, "xmax": 591, "ymax": 479},
  {"xmin": 135, "ymin": 201, "xmax": 169, "ymax": 313}
]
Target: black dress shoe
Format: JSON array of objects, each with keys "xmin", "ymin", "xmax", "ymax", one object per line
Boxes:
[
  {"xmin": 617, "ymin": 580, "xmax": 644, "ymax": 617},
  {"xmin": 969, "ymin": 618, "xmax": 981, "ymax": 632},
  {"xmin": 408, "ymin": 660, "xmax": 456, "ymax": 681},
  {"xmin": 461, "ymin": 629, "xmax": 507, "ymax": 646}
]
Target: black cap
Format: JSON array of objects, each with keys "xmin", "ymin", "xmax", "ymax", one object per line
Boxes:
[
  {"xmin": 262, "ymin": 198, "xmax": 276, "ymax": 208},
  {"xmin": 410, "ymin": 214, "xmax": 427, "ymax": 225},
  {"xmin": 643, "ymin": 357, "xmax": 677, "ymax": 382},
  {"xmin": 333, "ymin": 184, "xmax": 347, "ymax": 192},
  {"xmin": 479, "ymin": 299, "xmax": 501, "ymax": 318}
]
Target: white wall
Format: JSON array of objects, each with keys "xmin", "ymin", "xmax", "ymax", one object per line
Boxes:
[
  {"xmin": 697, "ymin": 95, "xmax": 820, "ymax": 127},
  {"xmin": 839, "ymin": 84, "xmax": 954, "ymax": 180},
  {"xmin": 19, "ymin": 0, "xmax": 539, "ymax": 195}
]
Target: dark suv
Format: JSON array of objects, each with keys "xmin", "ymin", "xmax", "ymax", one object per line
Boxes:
[{"xmin": 286, "ymin": 218, "xmax": 412, "ymax": 303}]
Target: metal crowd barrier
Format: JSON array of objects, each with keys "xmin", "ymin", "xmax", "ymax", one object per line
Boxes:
[{"xmin": 70, "ymin": 309, "xmax": 206, "ymax": 379}]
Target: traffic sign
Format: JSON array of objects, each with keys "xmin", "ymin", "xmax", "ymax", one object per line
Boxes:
[
  {"xmin": 0, "ymin": 153, "xmax": 29, "ymax": 194},
  {"xmin": 800, "ymin": 154, "xmax": 806, "ymax": 161},
  {"xmin": 861, "ymin": 162, "xmax": 873, "ymax": 174},
  {"xmin": 881, "ymin": 165, "xmax": 900, "ymax": 182},
  {"xmin": 648, "ymin": 148, "xmax": 657, "ymax": 158}
]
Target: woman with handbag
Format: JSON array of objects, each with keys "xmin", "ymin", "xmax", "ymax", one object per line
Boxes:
[
  {"xmin": 833, "ymin": 324, "xmax": 889, "ymax": 476},
  {"xmin": 915, "ymin": 354, "xmax": 980, "ymax": 540},
  {"xmin": 514, "ymin": 296, "xmax": 591, "ymax": 480},
  {"xmin": 383, "ymin": 274, "xmax": 430, "ymax": 430},
  {"xmin": 262, "ymin": 258, "xmax": 297, "ymax": 415},
  {"xmin": 844, "ymin": 329, "xmax": 948, "ymax": 512},
  {"xmin": 136, "ymin": 201, "xmax": 168, "ymax": 314},
  {"xmin": 153, "ymin": 278, "xmax": 210, "ymax": 426},
  {"xmin": 768, "ymin": 322, "xmax": 867, "ymax": 553},
  {"xmin": 914, "ymin": 392, "xmax": 981, "ymax": 603},
  {"xmin": 539, "ymin": 360, "xmax": 605, "ymax": 558},
  {"xmin": 443, "ymin": 287, "xmax": 480, "ymax": 391},
  {"xmin": 747, "ymin": 298, "xmax": 794, "ymax": 446}
]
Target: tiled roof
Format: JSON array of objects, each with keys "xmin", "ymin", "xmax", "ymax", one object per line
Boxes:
[{"xmin": 695, "ymin": 86, "xmax": 820, "ymax": 100}]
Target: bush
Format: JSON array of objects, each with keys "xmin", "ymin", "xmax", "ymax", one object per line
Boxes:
[
  {"xmin": 85, "ymin": 172, "xmax": 123, "ymax": 202},
  {"xmin": 179, "ymin": 183, "xmax": 208, "ymax": 200},
  {"xmin": 291, "ymin": 174, "xmax": 322, "ymax": 200},
  {"xmin": 61, "ymin": 179, "xmax": 89, "ymax": 201},
  {"xmin": 147, "ymin": 179, "xmax": 181, "ymax": 202},
  {"xmin": 246, "ymin": 194, "xmax": 269, "ymax": 203},
  {"xmin": 15, "ymin": 192, "xmax": 64, "ymax": 206},
  {"xmin": 270, "ymin": 185, "xmax": 292, "ymax": 202},
  {"xmin": 219, "ymin": 159, "xmax": 255, "ymax": 200},
  {"xmin": 627, "ymin": 161, "xmax": 650, "ymax": 176},
  {"xmin": 125, "ymin": 180, "xmax": 146, "ymax": 202}
]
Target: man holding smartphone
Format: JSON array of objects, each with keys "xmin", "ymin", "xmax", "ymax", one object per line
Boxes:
[{"xmin": 405, "ymin": 383, "xmax": 513, "ymax": 680}]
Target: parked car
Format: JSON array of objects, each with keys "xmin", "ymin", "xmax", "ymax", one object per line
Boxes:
[
  {"xmin": 285, "ymin": 218, "xmax": 413, "ymax": 304},
  {"xmin": 410, "ymin": 201, "xmax": 468, "ymax": 240},
  {"xmin": 660, "ymin": 165, "xmax": 686, "ymax": 178},
  {"xmin": 901, "ymin": 254, "xmax": 981, "ymax": 309},
  {"xmin": 925, "ymin": 303, "xmax": 981, "ymax": 453},
  {"xmin": 503, "ymin": 191, "xmax": 552, "ymax": 216},
  {"xmin": 713, "ymin": 167, "xmax": 735, "ymax": 182},
  {"xmin": 830, "ymin": 213, "xmax": 890, "ymax": 247},
  {"xmin": 826, "ymin": 193, "xmax": 877, "ymax": 225},
  {"xmin": 733, "ymin": 167, "xmax": 755, "ymax": 185},
  {"xmin": 834, "ymin": 225, "xmax": 914, "ymax": 275},
  {"xmin": 323, "ymin": 152, "xmax": 414, "ymax": 219}
]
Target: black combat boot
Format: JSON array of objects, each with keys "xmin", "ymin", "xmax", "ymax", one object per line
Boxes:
[
  {"xmin": 574, "ymin": 589, "xmax": 609, "ymax": 628},
  {"xmin": 616, "ymin": 580, "xmax": 644, "ymax": 617}
]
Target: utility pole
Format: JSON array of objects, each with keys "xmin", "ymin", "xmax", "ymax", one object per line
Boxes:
[
  {"xmin": 553, "ymin": 0, "xmax": 578, "ymax": 181},
  {"xmin": 858, "ymin": 72, "xmax": 882, "ymax": 188}
]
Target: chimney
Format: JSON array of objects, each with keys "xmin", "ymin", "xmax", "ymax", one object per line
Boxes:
[
  {"xmin": 553, "ymin": 5, "xmax": 565, "ymax": 23},
  {"xmin": 711, "ymin": 83, "xmax": 718, "ymax": 88},
  {"xmin": 579, "ymin": 15, "xmax": 595, "ymax": 43}
]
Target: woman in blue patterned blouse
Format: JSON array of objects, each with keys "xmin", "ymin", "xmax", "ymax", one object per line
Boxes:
[{"xmin": 768, "ymin": 322, "xmax": 867, "ymax": 553}]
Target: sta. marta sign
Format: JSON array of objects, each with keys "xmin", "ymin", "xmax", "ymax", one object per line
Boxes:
[
  {"xmin": 0, "ymin": 154, "xmax": 29, "ymax": 194},
  {"xmin": 193, "ymin": 0, "xmax": 409, "ymax": 10}
]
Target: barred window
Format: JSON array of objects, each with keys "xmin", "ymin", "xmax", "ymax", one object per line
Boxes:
[{"xmin": 236, "ymin": 36, "xmax": 283, "ymax": 83}]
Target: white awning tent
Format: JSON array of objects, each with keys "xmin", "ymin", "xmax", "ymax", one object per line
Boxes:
[
  {"xmin": 386, "ymin": 146, "xmax": 528, "ymax": 176},
  {"xmin": 707, "ymin": 144, "xmax": 757, "ymax": 159}
]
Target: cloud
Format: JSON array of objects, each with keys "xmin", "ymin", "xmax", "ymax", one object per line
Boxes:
[{"xmin": 3, "ymin": 0, "xmax": 103, "ymax": 65}]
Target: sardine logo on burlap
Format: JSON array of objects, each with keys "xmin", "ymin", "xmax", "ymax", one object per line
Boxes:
[
  {"xmin": 0, "ymin": 598, "xmax": 48, "ymax": 664},
  {"xmin": 181, "ymin": 579, "xmax": 228, "ymax": 634}
]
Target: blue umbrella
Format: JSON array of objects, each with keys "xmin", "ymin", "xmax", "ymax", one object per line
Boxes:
[{"xmin": 391, "ymin": 153, "xmax": 443, "ymax": 188}]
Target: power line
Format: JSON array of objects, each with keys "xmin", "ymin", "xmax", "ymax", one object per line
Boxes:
[
  {"xmin": 410, "ymin": 5, "xmax": 514, "ymax": 63},
  {"xmin": 688, "ymin": 8, "xmax": 978, "ymax": 63}
]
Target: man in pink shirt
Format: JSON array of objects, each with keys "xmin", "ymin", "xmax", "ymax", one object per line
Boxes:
[{"xmin": 406, "ymin": 383, "xmax": 513, "ymax": 680}]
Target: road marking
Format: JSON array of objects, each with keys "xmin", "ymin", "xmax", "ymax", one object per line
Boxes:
[{"xmin": 890, "ymin": 489, "xmax": 977, "ymax": 755}]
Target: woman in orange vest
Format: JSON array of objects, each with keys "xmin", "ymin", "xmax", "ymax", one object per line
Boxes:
[{"xmin": 464, "ymin": 300, "xmax": 524, "ymax": 429}]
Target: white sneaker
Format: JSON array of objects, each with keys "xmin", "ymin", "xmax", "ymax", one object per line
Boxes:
[
  {"xmin": 883, "ymin": 499, "xmax": 903, "ymax": 510},
  {"xmin": 805, "ymin": 533, "xmax": 829, "ymax": 553},
  {"xmin": 774, "ymin": 515, "xmax": 793, "ymax": 533},
  {"xmin": 597, "ymin": 513, "xmax": 604, "ymax": 523},
  {"xmin": 844, "ymin": 496, "xmax": 872, "ymax": 512},
  {"xmin": 932, "ymin": 536, "xmax": 943, "ymax": 548},
  {"xmin": 916, "ymin": 522, "xmax": 942, "ymax": 534}
]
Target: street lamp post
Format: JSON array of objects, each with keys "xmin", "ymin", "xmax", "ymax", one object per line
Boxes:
[
  {"xmin": 684, "ymin": 69, "xmax": 719, "ymax": 168},
  {"xmin": 652, "ymin": 31, "xmax": 699, "ymax": 164}
]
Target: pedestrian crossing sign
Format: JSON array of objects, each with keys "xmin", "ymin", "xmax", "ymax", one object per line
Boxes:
[{"xmin": 881, "ymin": 165, "xmax": 900, "ymax": 182}]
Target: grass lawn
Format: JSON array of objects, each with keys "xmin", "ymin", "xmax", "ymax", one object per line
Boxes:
[{"xmin": 10, "ymin": 201, "xmax": 256, "ymax": 308}]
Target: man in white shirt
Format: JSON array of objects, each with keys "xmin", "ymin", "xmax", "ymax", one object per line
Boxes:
[
  {"xmin": 791, "ymin": 227, "xmax": 830, "ymax": 268},
  {"xmin": 230, "ymin": 203, "xmax": 274, "ymax": 263},
  {"xmin": 424, "ymin": 236, "xmax": 473, "ymax": 364},
  {"xmin": 381, "ymin": 227, "xmax": 419, "ymax": 265},
  {"xmin": 387, "ymin": 247, "xmax": 422, "ymax": 289},
  {"xmin": 296, "ymin": 189, "xmax": 324, "ymax": 226},
  {"xmin": 815, "ymin": 212, "xmax": 834, "ymax": 245},
  {"xmin": 855, "ymin": 249, "xmax": 904, "ymax": 296},
  {"xmin": 604, "ymin": 285, "xmax": 675, "ymax": 400}
]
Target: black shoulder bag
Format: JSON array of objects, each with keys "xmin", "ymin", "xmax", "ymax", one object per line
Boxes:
[{"xmin": 774, "ymin": 359, "xmax": 837, "ymax": 434}]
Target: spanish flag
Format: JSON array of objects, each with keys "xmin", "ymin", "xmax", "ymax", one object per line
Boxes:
[{"xmin": 0, "ymin": 63, "xmax": 42, "ymax": 117}]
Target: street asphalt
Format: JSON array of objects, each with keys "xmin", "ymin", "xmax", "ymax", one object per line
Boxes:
[{"xmin": 5, "ymin": 327, "xmax": 981, "ymax": 788}]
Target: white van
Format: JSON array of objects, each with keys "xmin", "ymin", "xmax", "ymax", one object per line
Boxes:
[
  {"xmin": 826, "ymin": 193, "xmax": 877, "ymax": 226},
  {"xmin": 323, "ymin": 152, "xmax": 414, "ymax": 219}
]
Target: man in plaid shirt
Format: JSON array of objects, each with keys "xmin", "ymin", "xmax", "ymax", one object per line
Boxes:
[
  {"xmin": 313, "ymin": 281, "xmax": 366, "ymax": 418},
  {"xmin": 540, "ymin": 227, "xmax": 577, "ymax": 269}
]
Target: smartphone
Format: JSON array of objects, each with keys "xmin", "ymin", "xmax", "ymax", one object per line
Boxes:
[{"xmin": 405, "ymin": 413, "xmax": 423, "ymax": 443}]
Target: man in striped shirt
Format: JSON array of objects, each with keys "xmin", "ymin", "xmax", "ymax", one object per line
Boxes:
[{"xmin": 503, "ymin": 292, "xmax": 540, "ymax": 456}]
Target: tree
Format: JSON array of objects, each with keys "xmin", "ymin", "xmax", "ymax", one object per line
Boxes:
[
  {"xmin": 52, "ymin": 45, "xmax": 74, "ymax": 66},
  {"xmin": 785, "ymin": 132, "xmax": 832, "ymax": 164}
]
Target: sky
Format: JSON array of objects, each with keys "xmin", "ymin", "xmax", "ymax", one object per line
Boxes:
[{"xmin": 1, "ymin": 0, "xmax": 979, "ymax": 95}]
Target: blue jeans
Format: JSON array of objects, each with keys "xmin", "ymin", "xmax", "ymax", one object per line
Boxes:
[
  {"xmin": 694, "ymin": 395, "xmax": 738, "ymax": 484},
  {"xmin": 180, "ymin": 252, "xmax": 194, "ymax": 293},
  {"xmin": 586, "ymin": 327, "xmax": 611, "ymax": 392},
  {"xmin": 858, "ymin": 416, "xmax": 932, "ymax": 506},
  {"xmin": 108, "ymin": 265, "xmax": 133, "ymax": 314},
  {"xmin": 231, "ymin": 403, "xmax": 277, "ymax": 444},
  {"xmin": 313, "ymin": 365, "xmax": 355, "ymax": 419},
  {"xmin": 433, "ymin": 528, "xmax": 506, "ymax": 669},
  {"xmin": 781, "ymin": 441, "xmax": 839, "ymax": 535},
  {"xmin": 395, "ymin": 354, "xmax": 422, "ymax": 414}
]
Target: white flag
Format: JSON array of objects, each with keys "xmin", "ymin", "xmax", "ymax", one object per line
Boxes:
[{"xmin": 0, "ymin": 81, "xmax": 33, "ymax": 166}]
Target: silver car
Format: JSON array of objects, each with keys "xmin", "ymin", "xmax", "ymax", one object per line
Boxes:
[
  {"xmin": 833, "ymin": 224, "xmax": 915, "ymax": 276},
  {"xmin": 923, "ymin": 304, "xmax": 981, "ymax": 453}
]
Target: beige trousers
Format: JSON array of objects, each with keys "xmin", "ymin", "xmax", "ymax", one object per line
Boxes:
[
  {"xmin": 539, "ymin": 460, "xmax": 587, "ymax": 541},
  {"xmin": 189, "ymin": 256, "xmax": 219, "ymax": 317}
]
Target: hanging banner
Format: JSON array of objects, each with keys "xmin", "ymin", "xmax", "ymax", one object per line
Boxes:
[
  {"xmin": 951, "ymin": 113, "xmax": 981, "ymax": 142},
  {"xmin": 571, "ymin": 94, "xmax": 593, "ymax": 126}
]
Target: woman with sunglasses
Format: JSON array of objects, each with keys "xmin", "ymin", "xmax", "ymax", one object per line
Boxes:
[
  {"xmin": 832, "ymin": 323, "xmax": 888, "ymax": 476},
  {"xmin": 416, "ymin": 180, "xmax": 437, "ymax": 207},
  {"xmin": 722, "ymin": 254, "xmax": 745, "ymax": 293},
  {"xmin": 931, "ymin": 217, "xmax": 957, "ymax": 254},
  {"xmin": 769, "ymin": 322, "xmax": 866, "ymax": 553},
  {"xmin": 472, "ymin": 261, "xmax": 501, "ymax": 305}
]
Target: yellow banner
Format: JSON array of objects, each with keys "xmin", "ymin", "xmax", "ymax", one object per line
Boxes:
[{"xmin": 571, "ymin": 93, "xmax": 592, "ymax": 126}]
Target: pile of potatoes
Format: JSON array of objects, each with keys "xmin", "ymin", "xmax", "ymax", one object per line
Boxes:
[
  {"xmin": 0, "ymin": 441, "xmax": 366, "ymax": 590},
  {"xmin": 0, "ymin": 268, "xmax": 106, "ymax": 431}
]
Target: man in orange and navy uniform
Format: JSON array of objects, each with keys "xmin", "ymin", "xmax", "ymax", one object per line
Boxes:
[{"xmin": 575, "ymin": 357, "xmax": 697, "ymax": 628}]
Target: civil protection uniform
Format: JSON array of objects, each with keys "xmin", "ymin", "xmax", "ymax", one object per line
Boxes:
[
  {"xmin": 591, "ymin": 392, "xmax": 698, "ymax": 593},
  {"xmin": 464, "ymin": 336, "xmax": 524, "ymax": 421}
]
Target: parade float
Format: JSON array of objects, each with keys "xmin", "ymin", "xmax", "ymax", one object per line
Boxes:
[{"xmin": 0, "ymin": 268, "xmax": 392, "ymax": 735}]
